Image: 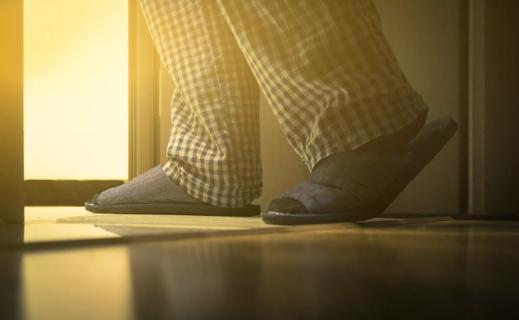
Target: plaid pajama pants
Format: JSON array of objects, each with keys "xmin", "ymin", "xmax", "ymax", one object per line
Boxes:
[{"xmin": 139, "ymin": 0, "xmax": 428, "ymax": 208}]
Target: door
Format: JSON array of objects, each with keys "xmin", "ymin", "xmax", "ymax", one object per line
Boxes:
[{"xmin": 23, "ymin": 0, "xmax": 131, "ymax": 205}]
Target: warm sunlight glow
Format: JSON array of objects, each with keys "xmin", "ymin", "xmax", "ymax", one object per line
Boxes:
[
  {"xmin": 24, "ymin": 0, "xmax": 128, "ymax": 180},
  {"xmin": 23, "ymin": 246, "xmax": 132, "ymax": 319}
]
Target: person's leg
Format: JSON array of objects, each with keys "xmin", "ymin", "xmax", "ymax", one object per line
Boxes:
[
  {"xmin": 217, "ymin": 0, "xmax": 427, "ymax": 169},
  {"xmin": 86, "ymin": 0, "xmax": 262, "ymax": 214},
  {"xmin": 216, "ymin": 0, "xmax": 455, "ymax": 223}
]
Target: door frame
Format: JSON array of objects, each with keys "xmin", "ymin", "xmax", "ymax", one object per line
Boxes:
[
  {"xmin": 128, "ymin": 0, "xmax": 161, "ymax": 180},
  {"xmin": 0, "ymin": 0, "xmax": 24, "ymax": 222}
]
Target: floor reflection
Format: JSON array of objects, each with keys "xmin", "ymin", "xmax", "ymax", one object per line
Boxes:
[
  {"xmin": 21, "ymin": 246, "xmax": 132, "ymax": 320},
  {"xmin": 1, "ymin": 220, "xmax": 518, "ymax": 319},
  {"xmin": 128, "ymin": 239, "xmax": 269, "ymax": 319},
  {"xmin": 123, "ymin": 222, "xmax": 519, "ymax": 318},
  {"xmin": 0, "ymin": 225, "xmax": 23, "ymax": 318}
]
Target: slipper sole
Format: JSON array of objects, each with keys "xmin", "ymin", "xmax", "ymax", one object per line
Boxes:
[
  {"xmin": 84, "ymin": 202, "xmax": 260, "ymax": 217},
  {"xmin": 262, "ymin": 117, "xmax": 458, "ymax": 225}
]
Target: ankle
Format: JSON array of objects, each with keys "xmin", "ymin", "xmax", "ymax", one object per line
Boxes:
[{"xmin": 358, "ymin": 112, "xmax": 427, "ymax": 153}]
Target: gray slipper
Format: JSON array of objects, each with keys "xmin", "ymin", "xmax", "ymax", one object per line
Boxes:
[
  {"xmin": 84, "ymin": 166, "xmax": 260, "ymax": 216},
  {"xmin": 262, "ymin": 117, "xmax": 458, "ymax": 225}
]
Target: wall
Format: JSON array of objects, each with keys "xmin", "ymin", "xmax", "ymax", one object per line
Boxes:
[
  {"xmin": 374, "ymin": 0, "xmax": 463, "ymax": 214},
  {"xmin": 480, "ymin": 0, "xmax": 519, "ymax": 214}
]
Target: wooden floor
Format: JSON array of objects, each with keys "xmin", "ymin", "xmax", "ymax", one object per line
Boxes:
[{"xmin": 0, "ymin": 207, "xmax": 518, "ymax": 319}]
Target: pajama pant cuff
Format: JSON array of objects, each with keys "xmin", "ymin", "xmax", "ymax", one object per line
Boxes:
[
  {"xmin": 303, "ymin": 104, "xmax": 429, "ymax": 172},
  {"xmin": 162, "ymin": 161, "xmax": 262, "ymax": 208}
]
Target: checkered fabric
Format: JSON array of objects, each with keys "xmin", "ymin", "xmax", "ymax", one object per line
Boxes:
[{"xmin": 139, "ymin": 0, "xmax": 428, "ymax": 208}]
